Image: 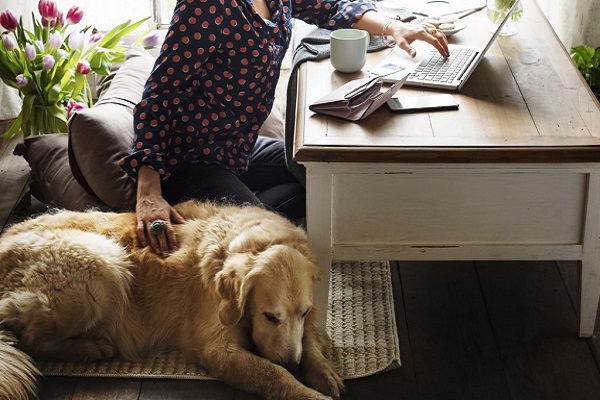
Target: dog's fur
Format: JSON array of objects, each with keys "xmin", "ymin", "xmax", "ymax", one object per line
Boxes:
[{"xmin": 0, "ymin": 200, "xmax": 344, "ymax": 400}]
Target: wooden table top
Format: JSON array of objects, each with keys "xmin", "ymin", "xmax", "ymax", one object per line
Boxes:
[{"xmin": 292, "ymin": 0, "xmax": 600, "ymax": 164}]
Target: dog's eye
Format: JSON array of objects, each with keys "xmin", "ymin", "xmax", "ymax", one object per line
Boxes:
[
  {"xmin": 264, "ymin": 312, "xmax": 280, "ymax": 325},
  {"xmin": 302, "ymin": 309, "xmax": 310, "ymax": 318}
]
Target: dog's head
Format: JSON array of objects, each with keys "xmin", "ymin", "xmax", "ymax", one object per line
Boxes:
[{"xmin": 215, "ymin": 244, "xmax": 320, "ymax": 368}]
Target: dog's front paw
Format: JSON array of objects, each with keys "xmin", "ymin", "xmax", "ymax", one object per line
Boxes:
[
  {"xmin": 79, "ymin": 338, "xmax": 117, "ymax": 361},
  {"xmin": 303, "ymin": 358, "xmax": 344, "ymax": 400}
]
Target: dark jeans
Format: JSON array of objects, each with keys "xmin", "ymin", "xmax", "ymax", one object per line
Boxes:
[{"xmin": 162, "ymin": 137, "xmax": 306, "ymax": 221}]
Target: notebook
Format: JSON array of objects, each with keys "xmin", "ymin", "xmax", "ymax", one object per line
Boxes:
[{"xmin": 378, "ymin": 0, "xmax": 520, "ymax": 91}]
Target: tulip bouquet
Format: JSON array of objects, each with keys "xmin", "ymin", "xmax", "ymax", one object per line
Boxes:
[{"xmin": 0, "ymin": 0, "xmax": 159, "ymax": 138}]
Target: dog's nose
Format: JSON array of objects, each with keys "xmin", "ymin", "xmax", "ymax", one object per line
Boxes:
[
  {"xmin": 283, "ymin": 359, "xmax": 300, "ymax": 372},
  {"xmin": 284, "ymin": 347, "xmax": 303, "ymax": 369}
]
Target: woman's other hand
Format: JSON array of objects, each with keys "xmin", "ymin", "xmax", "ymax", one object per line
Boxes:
[{"xmin": 136, "ymin": 166, "xmax": 185, "ymax": 256}]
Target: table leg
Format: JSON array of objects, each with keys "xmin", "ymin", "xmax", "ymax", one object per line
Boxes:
[
  {"xmin": 306, "ymin": 168, "xmax": 333, "ymax": 332},
  {"xmin": 579, "ymin": 172, "xmax": 600, "ymax": 337}
]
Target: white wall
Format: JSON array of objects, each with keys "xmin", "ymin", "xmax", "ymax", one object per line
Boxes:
[
  {"xmin": 0, "ymin": 0, "xmax": 151, "ymax": 30},
  {"xmin": 536, "ymin": 0, "xmax": 600, "ymax": 50}
]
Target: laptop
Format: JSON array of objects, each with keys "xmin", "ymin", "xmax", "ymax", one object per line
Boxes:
[{"xmin": 377, "ymin": 0, "xmax": 520, "ymax": 91}]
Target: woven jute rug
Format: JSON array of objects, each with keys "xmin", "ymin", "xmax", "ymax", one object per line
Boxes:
[{"xmin": 38, "ymin": 260, "xmax": 400, "ymax": 380}]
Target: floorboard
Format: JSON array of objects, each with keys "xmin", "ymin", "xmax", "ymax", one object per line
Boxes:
[
  {"xmin": 139, "ymin": 380, "xmax": 233, "ymax": 400},
  {"xmin": 36, "ymin": 376, "xmax": 79, "ymax": 400},
  {"xmin": 477, "ymin": 261, "xmax": 600, "ymax": 400},
  {"xmin": 72, "ymin": 378, "xmax": 141, "ymax": 400},
  {"xmin": 399, "ymin": 261, "xmax": 511, "ymax": 400}
]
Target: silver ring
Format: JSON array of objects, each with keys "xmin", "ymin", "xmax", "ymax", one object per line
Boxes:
[{"xmin": 149, "ymin": 220, "xmax": 166, "ymax": 236}]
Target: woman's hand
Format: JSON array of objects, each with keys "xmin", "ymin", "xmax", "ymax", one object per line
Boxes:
[
  {"xmin": 388, "ymin": 21, "xmax": 450, "ymax": 59},
  {"xmin": 136, "ymin": 166, "xmax": 185, "ymax": 256}
]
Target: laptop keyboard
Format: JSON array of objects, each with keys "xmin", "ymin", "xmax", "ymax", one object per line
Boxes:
[{"xmin": 408, "ymin": 46, "xmax": 475, "ymax": 83}]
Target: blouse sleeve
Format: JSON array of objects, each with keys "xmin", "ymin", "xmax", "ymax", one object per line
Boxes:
[{"xmin": 291, "ymin": 0, "xmax": 377, "ymax": 29}]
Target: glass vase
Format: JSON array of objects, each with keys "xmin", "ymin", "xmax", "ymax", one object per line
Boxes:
[
  {"xmin": 20, "ymin": 102, "xmax": 69, "ymax": 138},
  {"xmin": 486, "ymin": 0, "xmax": 524, "ymax": 37}
]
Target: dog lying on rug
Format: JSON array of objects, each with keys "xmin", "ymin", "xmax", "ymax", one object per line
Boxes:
[{"xmin": 0, "ymin": 200, "xmax": 344, "ymax": 400}]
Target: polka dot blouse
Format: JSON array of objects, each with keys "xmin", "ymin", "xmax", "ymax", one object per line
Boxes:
[{"xmin": 120, "ymin": 0, "xmax": 376, "ymax": 179}]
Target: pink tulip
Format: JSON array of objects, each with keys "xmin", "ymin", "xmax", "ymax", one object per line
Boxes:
[
  {"xmin": 41, "ymin": 17, "xmax": 56, "ymax": 28},
  {"xmin": 0, "ymin": 9, "xmax": 18, "ymax": 32},
  {"xmin": 76, "ymin": 59, "xmax": 91, "ymax": 75},
  {"xmin": 38, "ymin": 0, "xmax": 59, "ymax": 22},
  {"xmin": 42, "ymin": 54, "xmax": 55, "ymax": 70},
  {"xmin": 89, "ymin": 32, "xmax": 103, "ymax": 43},
  {"xmin": 56, "ymin": 10, "xmax": 65, "ymax": 28},
  {"xmin": 66, "ymin": 99, "xmax": 85, "ymax": 119},
  {"xmin": 66, "ymin": 6, "xmax": 83, "ymax": 25},
  {"xmin": 16, "ymin": 74, "xmax": 28, "ymax": 88},
  {"xmin": 2, "ymin": 34, "xmax": 16, "ymax": 51}
]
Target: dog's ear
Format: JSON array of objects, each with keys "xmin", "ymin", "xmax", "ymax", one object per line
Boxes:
[{"xmin": 215, "ymin": 253, "xmax": 258, "ymax": 326}]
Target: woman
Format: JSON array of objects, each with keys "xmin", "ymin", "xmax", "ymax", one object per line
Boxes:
[{"xmin": 120, "ymin": 0, "xmax": 449, "ymax": 256}]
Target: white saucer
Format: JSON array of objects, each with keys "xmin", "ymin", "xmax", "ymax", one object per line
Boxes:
[{"xmin": 412, "ymin": 17, "xmax": 468, "ymax": 37}]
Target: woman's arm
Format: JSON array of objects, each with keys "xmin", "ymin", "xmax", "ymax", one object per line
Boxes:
[
  {"xmin": 353, "ymin": 10, "xmax": 449, "ymax": 58},
  {"xmin": 292, "ymin": 0, "xmax": 449, "ymax": 58},
  {"xmin": 136, "ymin": 166, "xmax": 184, "ymax": 256}
]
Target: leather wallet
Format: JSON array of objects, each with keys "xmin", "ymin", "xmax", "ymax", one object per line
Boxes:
[{"xmin": 309, "ymin": 72, "xmax": 408, "ymax": 121}]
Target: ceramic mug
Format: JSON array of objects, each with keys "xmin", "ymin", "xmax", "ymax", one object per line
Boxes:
[{"xmin": 330, "ymin": 29, "xmax": 369, "ymax": 73}]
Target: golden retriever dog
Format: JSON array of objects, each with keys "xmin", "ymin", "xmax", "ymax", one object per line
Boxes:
[{"xmin": 0, "ymin": 200, "xmax": 344, "ymax": 400}]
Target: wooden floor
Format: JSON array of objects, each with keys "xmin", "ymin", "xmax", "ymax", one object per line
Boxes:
[{"xmin": 2, "ymin": 131, "xmax": 600, "ymax": 399}]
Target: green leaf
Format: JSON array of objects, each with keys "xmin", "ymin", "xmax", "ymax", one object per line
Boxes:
[
  {"xmin": 98, "ymin": 17, "xmax": 150, "ymax": 49},
  {"xmin": 572, "ymin": 45, "xmax": 600, "ymax": 102},
  {"xmin": 0, "ymin": 112, "xmax": 23, "ymax": 139},
  {"xmin": 88, "ymin": 51, "xmax": 112, "ymax": 75}
]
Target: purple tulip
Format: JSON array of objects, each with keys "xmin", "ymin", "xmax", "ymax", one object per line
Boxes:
[
  {"xmin": 16, "ymin": 74, "xmax": 28, "ymax": 88},
  {"xmin": 68, "ymin": 31, "xmax": 84, "ymax": 50},
  {"xmin": 0, "ymin": 9, "xmax": 18, "ymax": 32},
  {"xmin": 1, "ymin": 34, "xmax": 16, "ymax": 51},
  {"xmin": 42, "ymin": 54, "xmax": 55, "ymax": 70},
  {"xmin": 66, "ymin": 6, "xmax": 83, "ymax": 25},
  {"xmin": 25, "ymin": 43, "xmax": 36, "ymax": 61},
  {"xmin": 76, "ymin": 59, "xmax": 91, "ymax": 75},
  {"xmin": 142, "ymin": 31, "xmax": 163, "ymax": 48},
  {"xmin": 38, "ymin": 0, "xmax": 59, "ymax": 22},
  {"xmin": 55, "ymin": 48, "xmax": 68, "ymax": 59},
  {"xmin": 49, "ymin": 31, "xmax": 63, "ymax": 49}
]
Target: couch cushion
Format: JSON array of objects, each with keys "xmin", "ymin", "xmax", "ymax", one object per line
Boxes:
[
  {"xmin": 68, "ymin": 45, "xmax": 155, "ymax": 211},
  {"xmin": 13, "ymin": 134, "xmax": 110, "ymax": 211}
]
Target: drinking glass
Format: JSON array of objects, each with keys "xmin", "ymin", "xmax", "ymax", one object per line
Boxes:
[{"xmin": 486, "ymin": 0, "xmax": 524, "ymax": 36}]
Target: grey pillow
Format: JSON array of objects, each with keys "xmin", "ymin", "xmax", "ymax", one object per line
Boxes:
[
  {"xmin": 68, "ymin": 45, "xmax": 155, "ymax": 211},
  {"xmin": 13, "ymin": 134, "xmax": 110, "ymax": 211}
]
